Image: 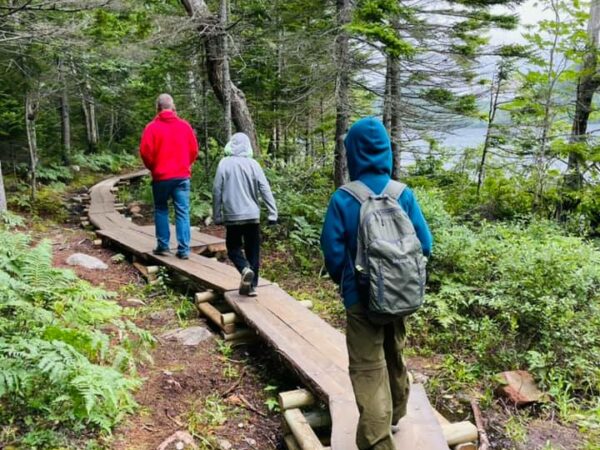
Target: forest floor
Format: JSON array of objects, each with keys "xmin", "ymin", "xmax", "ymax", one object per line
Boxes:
[{"xmin": 25, "ymin": 182, "xmax": 589, "ymax": 450}]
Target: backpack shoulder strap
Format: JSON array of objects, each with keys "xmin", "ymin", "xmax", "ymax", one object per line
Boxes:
[
  {"xmin": 339, "ymin": 181, "xmax": 374, "ymax": 204},
  {"xmin": 383, "ymin": 180, "xmax": 407, "ymax": 200}
]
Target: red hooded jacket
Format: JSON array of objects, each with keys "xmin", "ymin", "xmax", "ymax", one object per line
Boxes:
[{"xmin": 139, "ymin": 110, "xmax": 199, "ymax": 181}]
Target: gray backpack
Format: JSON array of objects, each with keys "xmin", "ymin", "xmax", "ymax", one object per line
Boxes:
[{"xmin": 341, "ymin": 180, "xmax": 426, "ymax": 318}]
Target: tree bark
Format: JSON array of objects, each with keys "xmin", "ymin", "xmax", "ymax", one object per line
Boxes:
[
  {"xmin": 25, "ymin": 90, "xmax": 39, "ymax": 200},
  {"xmin": 334, "ymin": 0, "xmax": 351, "ymax": 187},
  {"xmin": 220, "ymin": 0, "xmax": 232, "ymax": 140},
  {"xmin": 0, "ymin": 161, "xmax": 7, "ymax": 213},
  {"xmin": 389, "ymin": 56, "xmax": 402, "ymax": 180},
  {"xmin": 58, "ymin": 57, "xmax": 71, "ymax": 163},
  {"xmin": 181, "ymin": 0, "xmax": 260, "ymax": 155},
  {"xmin": 383, "ymin": 56, "xmax": 392, "ymax": 133},
  {"xmin": 566, "ymin": 0, "xmax": 600, "ymax": 190}
]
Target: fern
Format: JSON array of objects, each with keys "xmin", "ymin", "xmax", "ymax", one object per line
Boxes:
[{"xmin": 0, "ymin": 229, "xmax": 153, "ymax": 445}]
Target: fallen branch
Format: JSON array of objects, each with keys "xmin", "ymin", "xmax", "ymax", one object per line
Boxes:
[
  {"xmin": 239, "ymin": 393, "xmax": 267, "ymax": 417},
  {"xmin": 220, "ymin": 367, "xmax": 246, "ymax": 397},
  {"xmin": 470, "ymin": 399, "xmax": 490, "ymax": 450}
]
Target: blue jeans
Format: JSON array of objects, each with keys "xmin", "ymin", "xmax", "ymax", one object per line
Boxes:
[{"xmin": 152, "ymin": 178, "xmax": 191, "ymax": 256}]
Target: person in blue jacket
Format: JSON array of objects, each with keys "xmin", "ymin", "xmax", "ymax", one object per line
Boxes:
[{"xmin": 321, "ymin": 117, "xmax": 432, "ymax": 450}]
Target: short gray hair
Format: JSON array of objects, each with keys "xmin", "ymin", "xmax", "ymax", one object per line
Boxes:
[{"xmin": 156, "ymin": 93, "xmax": 175, "ymax": 111}]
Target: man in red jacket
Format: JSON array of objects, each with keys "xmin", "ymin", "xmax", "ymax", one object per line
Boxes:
[{"xmin": 140, "ymin": 94, "xmax": 199, "ymax": 259}]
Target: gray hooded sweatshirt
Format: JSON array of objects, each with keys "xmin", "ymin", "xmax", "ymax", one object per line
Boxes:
[{"xmin": 212, "ymin": 133, "xmax": 278, "ymax": 225}]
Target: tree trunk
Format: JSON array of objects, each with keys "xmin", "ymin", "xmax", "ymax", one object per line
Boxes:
[
  {"xmin": 477, "ymin": 64, "xmax": 503, "ymax": 197},
  {"xmin": 334, "ymin": 0, "xmax": 351, "ymax": 187},
  {"xmin": 81, "ymin": 79, "xmax": 98, "ymax": 153},
  {"xmin": 220, "ymin": 0, "xmax": 232, "ymax": 140},
  {"xmin": 58, "ymin": 57, "xmax": 71, "ymax": 164},
  {"xmin": 181, "ymin": 0, "xmax": 260, "ymax": 155},
  {"xmin": 25, "ymin": 90, "xmax": 39, "ymax": 200},
  {"xmin": 389, "ymin": 56, "xmax": 402, "ymax": 180},
  {"xmin": 383, "ymin": 56, "xmax": 392, "ymax": 133},
  {"xmin": 0, "ymin": 161, "xmax": 7, "ymax": 213},
  {"xmin": 566, "ymin": 0, "xmax": 600, "ymax": 190}
]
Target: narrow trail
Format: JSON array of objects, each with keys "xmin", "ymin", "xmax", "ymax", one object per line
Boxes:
[{"xmin": 86, "ymin": 170, "xmax": 448, "ymax": 450}]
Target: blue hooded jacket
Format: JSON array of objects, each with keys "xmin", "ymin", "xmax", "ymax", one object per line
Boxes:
[{"xmin": 320, "ymin": 117, "xmax": 433, "ymax": 308}]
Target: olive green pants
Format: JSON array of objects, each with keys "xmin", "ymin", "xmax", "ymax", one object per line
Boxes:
[{"xmin": 346, "ymin": 303, "xmax": 410, "ymax": 450}]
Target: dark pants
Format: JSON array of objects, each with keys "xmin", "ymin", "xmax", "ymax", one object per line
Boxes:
[
  {"xmin": 346, "ymin": 302, "xmax": 409, "ymax": 450},
  {"xmin": 152, "ymin": 178, "xmax": 191, "ymax": 256},
  {"xmin": 225, "ymin": 223, "xmax": 260, "ymax": 286}
]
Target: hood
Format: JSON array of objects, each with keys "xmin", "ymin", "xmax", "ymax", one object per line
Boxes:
[
  {"xmin": 157, "ymin": 110, "xmax": 178, "ymax": 122},
  {"xmin": 226, "ymin": 132, "xmax": 253, "ymax": 158},
  {"xmin": 344, "ymin": 117, "xmax": 392, "ymax": 181}
]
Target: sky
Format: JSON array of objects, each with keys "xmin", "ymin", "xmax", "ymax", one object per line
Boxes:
[{"xmin": 489, "ymin": 0, "xmax": 555, "ymax": 46}]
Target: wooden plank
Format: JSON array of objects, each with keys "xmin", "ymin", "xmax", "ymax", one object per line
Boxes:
[
  {"xmin": 393, "ymin": 384, "xmax": 449, "ymax": 449},
  {"xmin": 138, "ymin": 225, "xmax": 223, "ymax": 254},
  {"xmin": 148, "ymin": 253, "xmax": 270, "ymax": 293},
  {"xmin": 224, "ymin": 291, "xmax": 349, "ymax": 400}
]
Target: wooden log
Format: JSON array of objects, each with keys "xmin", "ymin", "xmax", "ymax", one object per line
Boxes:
[
  {"xmin": 284, "ymin": 408, "xmax": 324, "ymax": 450},
  {"xmin": 442, "ymin": 422, "xmax": 479, "ymax": 447},
  {"xmin": 195, "ymin": 290, "xmax": 217, "ymax": 304},
  {"xmin": 303, "ymin": 410, "xmax": 331, "ymax": 428},
  {"xmin": 299, "ymin": 300, "xmax": 313, "ymax": 309},
  {"xmin": 283, "ymin": 434, "xmax": 302, "ymax": 450},
  {"xmin": 222, "ymin": 328, "xmax": 255, "ymax": 342},
  {"xmin": 197, "ymin": 302, "xmax": 222, "ymax": 327},
  {"xmin": 221, "ymin": 311, "xmax": 242, "ymax": 326},
  {"xmin": 279, "ymin": 389, "xmax": 316, "ymax": 411},
  {"xmin": 132, "ymin": 262, "xmax": 159, "ymax": 278},
  {"xmin": 455, "ymin": 443, "xmax": 477, "ymax": 450}
]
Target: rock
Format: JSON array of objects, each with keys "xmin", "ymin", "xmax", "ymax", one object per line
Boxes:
[
  {"xmin": 124, "ymin": 298, "xmax": 146, "ymax": 307},
  {"xmin": 156, "ymin": 431, "xmax": 197, "ymax": 450},
  {"xmin": 129, "ymin": 204, "xmax": 142, "ymax": 214},
  {"xmin": 66, "ymin": 253, "xmax": 108, "ymax": 270},
  {"xmin": 161, "ymin": 326, "xmax": 212, "ymax": 346},
  {"xmin": 496, "ymin": 370, "xmax": 545, "ymax": 406},
  {"xmin": 243, "ymin": 437, "xmax": 257, "ymax": 447},
  {"xmin": 132, "ymin": 213, "xmax": 144, "ymax": 219},
  {"xmin": 217, "ymin": 439, "xmax": 232, "ymax": 450},
  {"xmin": 150, "ymin": 308, "xmax": 176, "ymax": 323}
]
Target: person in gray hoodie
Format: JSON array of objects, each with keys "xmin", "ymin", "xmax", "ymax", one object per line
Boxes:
[{"xmin": 212, "ymin": 133, "xmax": 278, "ymax": 296}]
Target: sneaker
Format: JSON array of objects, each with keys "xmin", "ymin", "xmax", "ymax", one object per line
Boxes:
[
  {"xmin": 153, "ymin": 247, "xmax": 171, "ymax": 256},
  {"xmin": 239, "ymin": 267, "xmax": 254, "ymax": 296},
  {"xmin": 247, "ymin": 286, "xmax": 258, "ymax": 297},
  {"xmin": 176, "ymin": 253, "xmax": 189, "ymax": 260}
]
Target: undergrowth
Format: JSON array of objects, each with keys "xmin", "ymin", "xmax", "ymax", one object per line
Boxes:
[{"xmin": 0, "ymin": 224, "xmax": 154, "ymax": 448}]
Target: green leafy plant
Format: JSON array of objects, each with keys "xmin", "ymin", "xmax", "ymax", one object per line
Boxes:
[{"xmin": 0, "ymin": 229, "xmax": 154, "ymax": 446}]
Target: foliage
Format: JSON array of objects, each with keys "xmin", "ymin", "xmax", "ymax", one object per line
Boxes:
[
  {"xmin": 412, "ymin": 189, "xmax": 600, "ymax": 396},
  {"xmin": 0, "ymin": 229, "xmax": 154, "ymax": 447}
]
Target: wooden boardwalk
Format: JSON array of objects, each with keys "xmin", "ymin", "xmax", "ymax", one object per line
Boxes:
[{"xmin": 88, "ymin": 171, "xmax": 449, "ymax": 450}]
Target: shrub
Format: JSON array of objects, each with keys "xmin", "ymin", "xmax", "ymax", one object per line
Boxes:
[{"xmin": 413, "ymin": 189, "xmax": 600, "ymax": 396}]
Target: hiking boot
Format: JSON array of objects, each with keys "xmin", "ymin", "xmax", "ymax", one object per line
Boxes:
[
  {"xmin": 176, "ymin": 252, "xmax": 189, "ymax": 260},
  {"xmin": 239, "ymin": 267, "xmax": 254, "ymax": 296},
  {"xmin": 247, "ymin": 286, "xmax": 258, "ymax": 297},
  {"xmin": 153, "ymin": 247, "xmax": 171, "ymax": 256}
]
